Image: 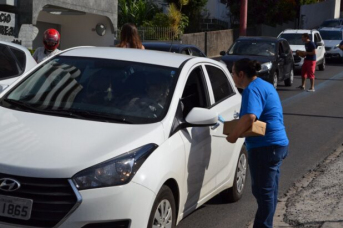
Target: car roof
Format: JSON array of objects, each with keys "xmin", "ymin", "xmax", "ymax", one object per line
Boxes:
[
  {"xmin": 319, "ymin": 26, "xmax": 343, "ymax": 31},
  {"xmin": 280, "ymin": 29, "xmax": 319, "ymax": 34},
  {"xmin": 237, "ymin": 36, "xmax": 283, "ymax": 42},
  {"xmin": 60, "ymin": 46, "xmax": 193, "ymax": 68},
  {"xmin": 0, "ymin": 41, "xmax": 32, "ymax": 54}
]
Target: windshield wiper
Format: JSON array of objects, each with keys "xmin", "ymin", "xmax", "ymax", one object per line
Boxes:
[
  {"xmin": 70, "ymin": 110, "xmax": 133, "ymax": 124},
  {"xmin": 2, "ymin": 99, "xmax": 41, "ymax": 112}
]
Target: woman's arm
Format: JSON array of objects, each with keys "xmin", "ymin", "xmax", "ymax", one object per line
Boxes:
[{"xmin": 226, "ymin": 114, "xmax": 256, "ymax": 143}]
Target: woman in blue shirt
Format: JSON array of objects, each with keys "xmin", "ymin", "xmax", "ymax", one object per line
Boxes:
[{"xmin": 227, "ymin": 58, "xmax": 289, "ymax": 228}]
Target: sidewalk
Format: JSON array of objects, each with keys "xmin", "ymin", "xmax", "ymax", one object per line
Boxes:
[{"xmin": 248, "ymin": 145, "xmax": 343, "ymax": 228}]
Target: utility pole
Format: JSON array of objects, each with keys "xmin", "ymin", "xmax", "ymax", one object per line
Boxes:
[{"xmin": 240, "ymin": 0, "xmax": 248, "ymax": 36}]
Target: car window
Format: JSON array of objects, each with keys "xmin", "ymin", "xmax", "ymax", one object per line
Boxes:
[
  {"xmin": 3, "ymin": 56, "xmax": 179, "ymax": 124},
  {"xmin": 181, "ymin": 66, "xmax": 209, "ymax": 117},
  {"xmin": 282, "ymin": 41, "xmax": 291, "ymax": 54},
  {"xmin": 191, "ymin": 47, "xmax": 205, "ymax": 57},
  {"xmin": 0, "ymin": 44, "xmax": 20, "ymax": 79},
  {"xmin": 10, "ymin": 47, "xmax": 26, "ymax": 72},
  {"xmin": 205, "ymin": 65, "xmax": 234, "ymax": 104},
  {"xmin": 321, "ymin": 20, "xmax": 340, "ymax": 27},
  {"xmin": 181, "ymin": 48, "xmax": 191, "ymax": 55},
  {"xmin": 279, "ymin": 43, "xmax": 284, "ymax": 55},
  {"xmin": 228, "ymin": 40, "xmax": 276, "ymax": 57},
  {"xmin": 280, "ymin": 33, "xmax": 313, "ymax": 45},
  {"xmin": 318, "ymin": 30, "xmax": 342, "ymax": 40}
]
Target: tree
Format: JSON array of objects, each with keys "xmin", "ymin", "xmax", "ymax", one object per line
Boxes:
[
  {"xmin": 118, "ymin": 0, "xmax": 160, "ymax": 27},
  {"xmin": 226, "ymin": 0, "xmax": 297, "ymax": 27},
  {"xmin": 166, "ymin": 0, "xmax": 208, "ymax": 32}
]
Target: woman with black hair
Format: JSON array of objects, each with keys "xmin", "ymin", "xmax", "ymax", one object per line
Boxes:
[{"xmin": 226, "ymin": 58, "xmax": 289, "ymax": 228}]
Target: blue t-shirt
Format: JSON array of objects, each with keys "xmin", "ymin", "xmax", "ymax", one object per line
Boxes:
[
  {"xmin": 240, "ymin": 78, "xmax": 289, "ymax": 150},
  {"xmin": 305, "ymin": 41, "xmax": 316, "ymax": 61}
]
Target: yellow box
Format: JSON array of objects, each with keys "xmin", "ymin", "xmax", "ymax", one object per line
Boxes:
[{"xmin": 223, "ymin": 119, "xmax": 266, "ymax": 137}]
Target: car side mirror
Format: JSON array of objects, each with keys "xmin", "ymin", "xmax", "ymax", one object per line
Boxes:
[
  {"xmin": 280, "ymin": 53, "xmax": 287, "ymax": 58},
  {"xmin": 185, "ymin": 108, "xmax": 218, "ymax": 127},
  {"xmin": 220, "ymin": 51, "xmax": 226, "ymax": 56},
  {"xmin": 316, "ymin": 42, "xmax": 324, "ymax": 47}
]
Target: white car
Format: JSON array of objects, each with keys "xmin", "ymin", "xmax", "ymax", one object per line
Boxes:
[
  {"xmin": 278, "ymin": 29, "xmax": 326, "ymax": 71},
  {"xmin": 0, "ymin": 41, "xmax": 37, "ymax": 90},
  {"xmin": 0, "ymin": 47, "xmax": 246, "ymax": 228},
  {"xmin": 318, "ymin": 27, "xmax": 343, "ymax": 60}
]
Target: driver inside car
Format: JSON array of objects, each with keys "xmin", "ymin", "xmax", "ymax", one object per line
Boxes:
[{"xmin": 124, "ymin": 73, "xmax": 170, "ymax": 118}]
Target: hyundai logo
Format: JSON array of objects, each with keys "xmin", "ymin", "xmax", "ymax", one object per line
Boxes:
[{"xmin": 0, "ymin": 178, "xmax": 21, "ymax": 192}]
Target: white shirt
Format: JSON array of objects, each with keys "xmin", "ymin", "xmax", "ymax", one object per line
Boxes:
[{"xmin": 32, "ymin": 47, "xmax": 61, "ymax": 63}]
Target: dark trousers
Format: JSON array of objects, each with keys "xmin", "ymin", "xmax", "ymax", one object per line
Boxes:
[{"xmin": 248, "ymin": 145, "xmax": 289, "ymax": 228}]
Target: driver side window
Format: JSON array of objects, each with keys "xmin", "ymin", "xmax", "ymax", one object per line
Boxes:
[{"xmin": 181, "ymin": 66, "xmax": 209, "ymax": 117}]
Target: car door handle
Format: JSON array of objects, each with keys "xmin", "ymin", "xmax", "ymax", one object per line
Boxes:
[{"xmin": 233, "ymin": 111, "xmax": 239, "ymax": 119}]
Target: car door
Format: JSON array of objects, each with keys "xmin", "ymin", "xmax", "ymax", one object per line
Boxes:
[
  {"xmin": 315, "ymin": 32, "xmax": 325, "ymax": 61},
  {"xmin": 202, "ymin": 63, "xmax": 243, "ymax": 187},
  {"xmin": 281, "ymin": 41, "xmax": 293, "ymax": 78},
  {"xmin": 178, "ymin": 65, "xmax": 220, "ymax": 213},
  {"xmin": 277, "ymin": 42, "xmax": 285, "ymax": 79}
]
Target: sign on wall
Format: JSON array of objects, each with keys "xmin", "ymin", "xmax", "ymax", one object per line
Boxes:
[{"xmin": 0, "ymin": 11, "xmax": 15, "ymax": 36}]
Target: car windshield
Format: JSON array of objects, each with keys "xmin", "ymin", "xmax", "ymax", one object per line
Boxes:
[
  {"xmin": 279, "ymin": 33, "xmax": 312, "ymax": 45},
  {"xmin": 228, "ymin": 40, "xmax": 276, "ymax": 56},
  {"xmin": 1, "ymin": 56, "xmax": 179, "ymax": 124},
  {"xmin": 321, "ymin": 20, "xmax": 340, "ymax": 27},
  {"xmin": 319, "ymin": 30, "xmax": 342, "ymax": 40}
]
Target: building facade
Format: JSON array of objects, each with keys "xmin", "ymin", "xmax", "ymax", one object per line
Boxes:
[{"xmin": 0, "ymin": 0, "xmax": 117, "ymax": 50}]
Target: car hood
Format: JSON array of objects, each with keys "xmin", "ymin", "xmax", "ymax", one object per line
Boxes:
[
  {"xmin": 323, "ymin": 40, "xmax": 341, "ymax": 47},
  {"xmin": 221, "ymin": 55, "xmax": 274, "ymax": 71},
  {"xmin": 0, "ymin": 108, "xmax": 165, "ymax": 178},
  {"xmin": 289, "ymin": 45, "xmax": 305, "ymax": 52}
]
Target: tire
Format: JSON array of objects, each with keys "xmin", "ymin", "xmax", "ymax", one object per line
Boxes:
[
  {"xmin": 271, "ymin": 71, "xmax": 278, "ymax": 89},
  {"xmin": 318, "ymin": 57, "xmax": 325, "ymax": 71},
  {"xmin": 147, "ymin": 185, "xmax": 176, "ymax": 228},
  {"xmin": 221, "ymin": 145, "xmax": 248, "ymax": 203},
  {"xmin": 284, "ymin": 69, "xmax": 294, "ymax": 87}
]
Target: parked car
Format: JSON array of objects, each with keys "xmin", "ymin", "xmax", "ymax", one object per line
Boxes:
[
  {"xmin": 319, "ymin": 18, "xmax": 343, "ymax": 29},
  {"xmin": 278, "ymin": 29, "xmax": 326, "ymax": 71},
  {"xmin": 143, "ymin": 42, "xmax": 207, "ymax": 57},
  {"xmin": 0, "ymin": 41, "xmax": 36, "ymax": 90},
  {"xmin": 318, "ymin": 26, "xmax": 343, "ymax": 60},
  {"xmin": 220, "ymin": 36, "xmax": 294, "ymax": 89},
  {"xmin": 0, "ymin": 47, "xmax": 246, "ymax": 228}
]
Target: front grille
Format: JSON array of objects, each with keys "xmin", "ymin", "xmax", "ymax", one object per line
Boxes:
[
  {"xmin": 325, "ymin": 47, "xmax": 332, "ymax": 51},
  {"xmin": 82, "ymin": 220, "xmax": 131, "ymax": 228},
  {"xmin": 0, "ymin": 173, "xmax": 79, "ymax": 228}
]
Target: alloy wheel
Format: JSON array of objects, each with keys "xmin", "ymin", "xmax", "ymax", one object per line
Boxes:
[
  {"xmin": 153, "ymin": 199, "xmax": 173, "ymax": 228},
  {"xmin": 236, "ymin": 153, "xmax": 247, "ymax": 193}
]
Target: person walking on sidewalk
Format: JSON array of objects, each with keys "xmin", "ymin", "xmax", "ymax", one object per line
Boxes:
[
  {"xmin": 116, "ymin": 23, "xmax": 145, "ymax": 49},
  {"xmin": 297, "ymin": 33, "xmax": 316, "ymax": 92},
  {"xmin": 227, "ymin": 58, "xmax": 289, "ymax": 228},
  {"xmin": 33, "ymin": 28, "xmax": 61, "ymax": 63}
]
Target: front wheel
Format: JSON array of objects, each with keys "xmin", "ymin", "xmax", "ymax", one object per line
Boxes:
[
  {"xmin": 271, "ymin": 71, "xmax": 278, "ymax": 89},
  {"xmin": 284, "ymin": 69, "xmax": 294, "ymax": 86},
  {"xmin": 221, "ymin": 145, "xmax": 248, "ymax": 203},
  {"xmin": 147, "ymin": 185, "xmax": 176, "ymax": 228},
  {"xmin": 318, "ymin": 57, "xmax": 325, "ymax": 71}
]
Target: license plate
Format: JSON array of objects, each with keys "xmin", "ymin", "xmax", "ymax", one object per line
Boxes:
[{"xmin": 0, "ymin": 195, "xmax": 33, "ymax": 220}]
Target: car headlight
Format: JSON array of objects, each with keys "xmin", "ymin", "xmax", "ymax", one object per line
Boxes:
[
  {"xmin": 259, "ymin": 62, "xmax": 272, "ymax": 72},
  {"xmin": 72, "ymin": 143, "xmax": 158, "ymax": 190},
  {"xmin": 334, "ymin": 44, "xmax": 339, "ymax": 49}
]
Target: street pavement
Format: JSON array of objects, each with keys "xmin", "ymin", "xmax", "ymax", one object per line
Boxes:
[{"xmin": 248, "ymin": 144, "xmax": 343, "ymax": 228}]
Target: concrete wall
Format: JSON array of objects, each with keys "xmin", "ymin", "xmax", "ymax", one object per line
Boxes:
[
  {"xmin": 300, "ymin": 0, "xmax": 340, "ymax": 29},
  {"xmin": 182, "ymin": 27, "xmax": 257, "ymax": 58},
  {"xmin": 37, "ymin": 11, "xmax": 114, "ymax": 49},
  {"xmin": 258, "ymin": 21, "xmax": 297, "ymax": 38}
]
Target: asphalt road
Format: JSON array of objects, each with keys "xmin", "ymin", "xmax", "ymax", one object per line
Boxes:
[{"xmin": 177, "ymin": 60, "xmax": 343, "ymax": 228}]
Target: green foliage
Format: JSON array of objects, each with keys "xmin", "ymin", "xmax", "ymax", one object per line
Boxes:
[
  {"xmin": 118, "ymin": 0, "xmax": 160, "ymax": 27},
  {"xmin": 300, "ymin": 0, "xmax": 325, "ymax": 5},
  {"xmin": 28, "ymin": 49, "xmax": 35, "ymax": 55}
]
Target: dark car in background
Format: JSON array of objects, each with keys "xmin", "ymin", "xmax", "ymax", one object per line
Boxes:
[
  {"xmin": 143, "ymin": 42, "xmax": 206, "ymax": 57},
  {"xmin": 220, "ymin": 36, "xmax": 294, "ymax": 89}
]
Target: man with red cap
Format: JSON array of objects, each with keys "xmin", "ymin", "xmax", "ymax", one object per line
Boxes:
[{"xmin": 33, "ymin": 28, "xmax": 61, "ymax": 63}]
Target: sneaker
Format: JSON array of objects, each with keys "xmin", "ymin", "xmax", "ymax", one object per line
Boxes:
[
  {"xmin": 297, "ymin": 85, "xmax": 305, "ymax": 90},
  {"xmin": 307, "ymin": 88, "xmax": 315, "ymax": 92}
]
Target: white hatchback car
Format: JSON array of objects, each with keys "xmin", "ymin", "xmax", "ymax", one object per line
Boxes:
[
  {"xmin": 278, "ymin": 29, "xmax": 326, "ymax": 71},
  {"xmin": 0, "ymin": 47, "xmax": 246, "ymax": 228},
  {"xmin": 0, "ymin": 41, "xmax": 37, "ymax": 89}
]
